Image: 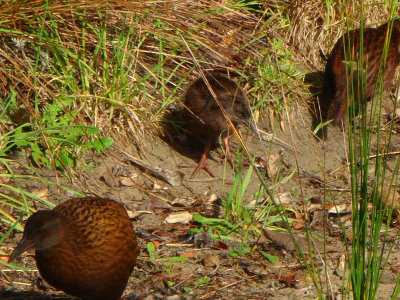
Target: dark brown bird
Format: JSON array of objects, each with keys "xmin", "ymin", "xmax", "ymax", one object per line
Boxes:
[
  {"xmin": 183, "ymin": 72, "xmax": 255, "ymax": 177},
  {"xmin": 9, "ymin": 197, "xmax": 139, "ymax": 300},
  {"xmin": 323, "ymin": 19, "xmax": 400, "ymax": 126}
]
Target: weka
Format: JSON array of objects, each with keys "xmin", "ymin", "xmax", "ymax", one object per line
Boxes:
[
  {"xmin": 323, "ymin": 19, "xmax": 400, "ymax": 126},
  {"xmin": 9, "ymin": 197, "xmax": 139, "ymax": 300},
  {"xmin": 183, "ymin": 72, "xmax": 254, "ymax": 177}
]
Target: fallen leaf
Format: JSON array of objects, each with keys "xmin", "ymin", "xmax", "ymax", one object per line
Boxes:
[
  {"xmin": 328, "ymin": 203, "xmax": 351, "ymax": 214},
  {"xmin": 171, "ymin": 197, "xmax": 196, "ymax": 207},
  {"xmin": 165, "ymin": 211, "xmax": 192, "ymax": 224},
  {"xmin": 207, "ymin": 193, "xmax": 218, "ymax": 203},
  {"xmin": 276, "ymin": 192, "xmax": 294, "ymax": 205},
  {"xmin": 120, "ymin": 174, "xmax": 138, "ymax": 187},
  {"xmin": 265, "ymin": 153, "xmax": 280, "ymax": 179},
  {"xmin": 181, "ymin": 252, "xmax": 197, "ymax": 258},
  {"xmin": 151, "ymin": 240, "xmax": 161, "ymax": 249},
  {"xmin": 291, "ymin": 221, "xmax": 304, "ymax": 230},
  {"xmin": 149, "ymin": 198, "xmax": 172, "ymax": 210},
  {"xmin": 279, "ymin": 274, "xmax": 297, "ymax": 287},
  {"xmin": 31, "ymin": 188, "xmax": 49, "ymax": 200},
  {"xmin": 213, "ymin": 241, "xmax": 229, "ymax": 250},
  {"xmin": 293, "ymin": 209, "xmax": 304, "ymax": 220},
  {"xmin": 153, "ymin": 183, "xmax": 162, "ymax": 190},
  {"xmin": 153, "ymin": 230, "xmax": 170, "ymax": 238}
]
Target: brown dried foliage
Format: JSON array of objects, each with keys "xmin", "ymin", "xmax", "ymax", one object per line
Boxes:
[{"xmin": 0, "ymin": 0, "xmax": 284, "ymax": 143}]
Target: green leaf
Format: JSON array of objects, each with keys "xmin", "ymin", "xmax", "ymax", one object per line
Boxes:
[
  {"xmin": 194, "ymin": 276, "xmax": 211, "ymax": 286},
  {"xmin": 193, "ymin": 214, "xmax": 226, "ymax": 225},
  {"xmin": 158, "ymin": 256, "xmax": 187, "ymax": 262},
  {"xmin": 147, "ymin": 242, "xmax": 156, "ymax": 261},
  {"xmin": 260, "ymin": 251, "xmax": 279, "ymax": 263}
]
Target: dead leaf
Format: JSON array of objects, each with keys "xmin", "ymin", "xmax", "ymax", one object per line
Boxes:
[
  {"xmin": 152, "ymin": 240, "xmax": 161, "ymax": 249},
  {"xmin": 126, "ymin": 209, "xmax": 151, "ymax": 219},
  {"xmin": 153, "ymin": 230, "xmax": 170, "ymax": 238},
  {"xmin": 328, "ymin": 203, "xmax": 351, "ymax": 214},
  {"xmin": 276, "ymin": 192, "xmax": 294, "ymax": 205},
  {"xmin": 149, "ymin": 198, "xmax": 172, "ymax": 210},
  {"xmin": 181, "ymin": 252, "xmax": 197, "ymax": 258},
  {"xmin": 172, "ymin": 197, "xmax": 196, "ymax": 207},
  {"xmin": 264, "ymin": 153, "xmax": 280, "ymax": 179},
  {"xmin": 165, "ymin": 295, "xmax": 186, "ymax": 300},
  {"xmin": 165, "ymin": 211, "xmax": 192, "ymax": 224},
  {"xmin": 291, "ymin": 221, "xmax": 304, "ymax": 230},
  {"xmin": 279, "ymin": 274, "xmax": 297, "ymax": 287},
  {"xmin": 293, "ymin": 210, "xmax": 304, "ymax": 220},
  {"xmin": 207, "ymin": 193, "xmax": 218, "ymax": 203},
  {"xmin": 213, "ymin": 241, "xmax": 228, "ymax": 250},
  {"xmin": 120, "ymin": 174, "xmax": 138, "ymax": 186},
  {"xmin": 153, "ymin": 183, "xmax": 162, "ymax": 190},
  {"xmin": 31, "ymin": 188, "xmax": 49, "ymax": 200}
]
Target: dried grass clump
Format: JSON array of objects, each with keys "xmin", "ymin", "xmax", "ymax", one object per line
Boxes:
[{"xmin": 0, "ymin": 0, "xmax": 291, "ymax": 146}]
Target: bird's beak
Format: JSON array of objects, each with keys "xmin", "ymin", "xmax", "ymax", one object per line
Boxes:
[
  {"xmin": 8, "ymin": 236, "xmax": 34, "ymax": 263},
  {"xmin": 243, "ymin": 119, "xmax": 261, "ymax": 140}
]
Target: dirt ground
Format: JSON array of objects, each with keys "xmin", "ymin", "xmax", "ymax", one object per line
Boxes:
[{"xmin": 2, "ymin": 89, "xmax": 400, "ymax": 299}]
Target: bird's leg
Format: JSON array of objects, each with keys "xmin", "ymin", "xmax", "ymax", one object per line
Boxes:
[
  {"xmin": 191, "ymin": 141, "xmax": 215, "ymax": 178},
  {"xmin": 220, "ymin": 136, "xmax": 234, "ymax": 168}
]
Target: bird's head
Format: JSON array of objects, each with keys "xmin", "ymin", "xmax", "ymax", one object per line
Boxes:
[{"xmin": 9, "ymin": 210, "xmax": 62, "ymax": 263}]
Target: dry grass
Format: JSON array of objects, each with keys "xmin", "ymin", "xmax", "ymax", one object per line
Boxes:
[
  {"xmin": 0, "ymin": 0, "xmax": 398, "ymax": 154},
  {"xmin": 288, "ymin": 0, "xmax": 398, "ymax": 71},
  {"xmin": 0, "ymin": 0, "xmax": 301, "ymax": 143}
]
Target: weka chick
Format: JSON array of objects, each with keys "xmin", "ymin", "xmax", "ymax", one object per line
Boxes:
[
  {"xmin": 183, "ymin": 72, "xmax": 254, "ymax": 177},
  {"xmin": 323, "ymin": 19, "xmax": 400, "ymax": 126},
  {"xmin": 9, "ymin": 197, "xmax": 139, "ymax": 300}
]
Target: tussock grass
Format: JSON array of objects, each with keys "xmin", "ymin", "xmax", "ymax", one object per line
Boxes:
[{"xmin": 0, "ymin": 0, "xmax": 303, "ymax": 140}]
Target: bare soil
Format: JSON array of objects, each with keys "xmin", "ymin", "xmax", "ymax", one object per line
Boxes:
[{"xmin": 2, "ymin": 92, "xmax": 400, "ymax": 299}]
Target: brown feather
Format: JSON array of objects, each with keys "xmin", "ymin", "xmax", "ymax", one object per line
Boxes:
[
  {"xmin": 10, "ymin": 197, "xmax": 139, "ymax": 300},
  {"xmin": 183, "ymin": 72, "xmax": 252, "ymax": 177},
  {"xmin": 323, "ymin": 20, "xmax": 400, "ymax": 126}
]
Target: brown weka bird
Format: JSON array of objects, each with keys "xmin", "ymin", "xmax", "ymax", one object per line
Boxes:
[
  {"xmin": 183, "ymin": 72, "xmax": 256, "ymax": 177},
  {"xmin": 9, "ymin": 197, "xmax": 139, "ymax": 300},
  {"xmin": 323, "ymin": 19, "xmax": 400, "ymax": 126}
]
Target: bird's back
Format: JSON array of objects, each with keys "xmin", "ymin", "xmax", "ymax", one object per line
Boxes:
[{"xmin": 324, "ymin": 20, "xmax": 400, "ymax": 125}]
